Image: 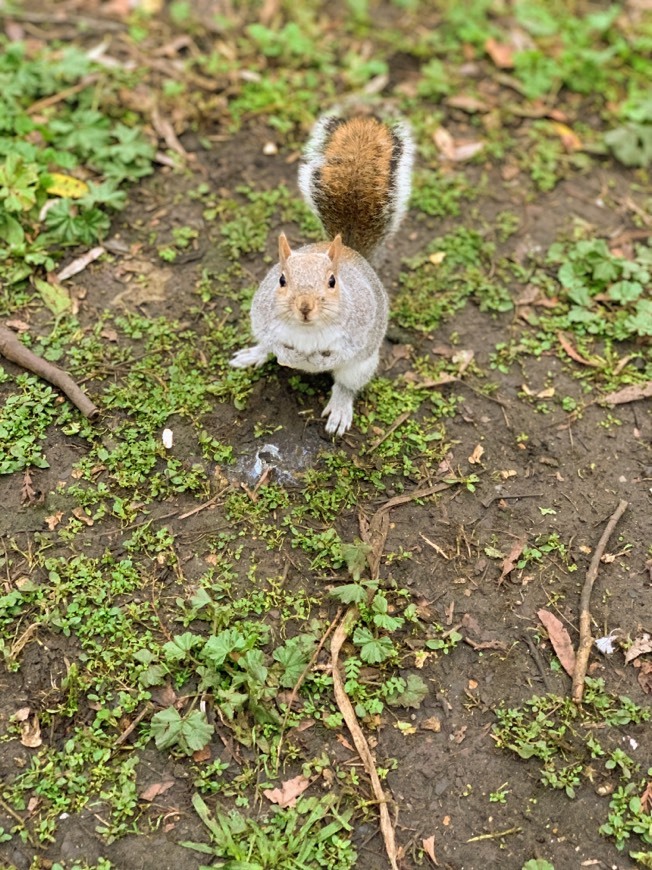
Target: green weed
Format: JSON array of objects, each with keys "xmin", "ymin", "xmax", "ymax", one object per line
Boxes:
[{"xmin": 0, "ymin": 39, "xmax": 154, "ymax": 289}]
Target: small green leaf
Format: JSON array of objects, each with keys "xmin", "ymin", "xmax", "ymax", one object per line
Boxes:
[
  {"xmin": 387, "ymin": 674, "xmax": 428, "ymax": 709},
  {"xmin": 341, "ymin": 539, "xmax": 371, "ymax": 582},
  {"xmin": 150, "ymin": 707, "xmax": 183, "ymax": 750},
  {"xmin": 484, "ymin": 546, "xmax": 504, "ymax": 559},
  {"xmin": 150, "ymin": 707, "xmax": 213, "ymax": 755},
  {"xmin": 0, "ymin": 212, "xmax": 25, "ymax": 247},
  {"xmin": 0, "ymin": 154, "xmax": 40, "ymax": 211},
  {"xmin": 201, "ymin": 628, "xmax": 247, "ymax": 669},
  {"xmin": 330, "ymin": 582, "xmax": 367, "ymax": 604},
  {"xmin": 352, "ymin": 626, "xmax": 395, "ymax": 663},
  {"xmin": 273, "ymin": 634, "xmax": 316, "ymax": 688},
  {"xmin": 163, "ymin": 632, "xmax": 201, "ymax": 662},
  {"xmin": 608, "ymin": 281, "xmax": 643, "ymax": 303},
  {"xmin": 605, "ymin": 123, "xmax": 652, "ymax": 168},
  {"xmin": 34, "ymin": 278, "xmax": 71, "ymax": 317},
  {"xmin": 630, "ymin": 852, "xmax": 652, "ymax": 869},
  {"xmin": 625, "ymin": 300, "xmax": 652, "ymax": 337}
]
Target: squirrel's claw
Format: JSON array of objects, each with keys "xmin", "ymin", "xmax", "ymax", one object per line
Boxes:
[
  {"xmin": 230, "ymin": 346, "xmax": 269, "ymax": 368},
  {"xmin": 322, "ymin": 394, "xmax": 353, "ymax": 437}
]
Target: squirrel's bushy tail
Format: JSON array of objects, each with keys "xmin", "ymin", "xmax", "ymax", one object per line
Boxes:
[{"xmin": 298, "ymin": 114, "xmax": 414, "ymax": 262}]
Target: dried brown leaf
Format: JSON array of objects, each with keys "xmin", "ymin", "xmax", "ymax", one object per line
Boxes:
[
  {"xmin": 537, "ymin": 609, "xmax": 576, "ymax": 677},
  {"xmin": 422, "ymin": 834, "xmax": 439, "ymax": 865},
  {"xmin": 485, "ymin": 37, "xmax": 515, "ymax": 68},
  {"xmin": 602, "ymin": 381, "xmax": 652, "ymax": 406},
  {"xmin": 637, "ymin": 660, "xmax": 652, "ymax": 694},
  {"xmin": 500, "ymin": 538, "xmax": 526, "ymax": 581},
  {"xmin": 140, "ymin": 780, "xmax": 175, "ymax": 802},
  {"xmin": 44, "ymin": 512, "xmax": 64, "ymax": 530},
  {"xmin": 450, "ymin": 141, "xmax": 485, "ymax": 162},
  {"xmin": 433, "ymin": 126, "xmax": 455, "ymax": 159},
  {"xmin": 72, "ymin": 507, "xmax": 94, "ymax": 527},
  {"xmin": 192, "ymin": 745, "xmax": 212, "ymax": 763},
  {"xmin": 451, "ymin": 725, "xmax": 467, "ymax": 744},
  {"xmin": 21, "ymin": 469, "xmax": 37, "ymax": 505},
  {"xmin": 263, "ymin": 774, "xmax": 311, "ymax": 808},
  {"xmin": 5, "ymin": 319, "xmax": 29, "ymax": 332},
  {"xmin": 56, "ymin": 246, "xmax": 105, "ymax": 283},
  {"xmin": 21, "ymin": 715, "xmax": 42, "ymax": 748},
  {"xmin": 625, "ymin": 633, "xmax": 652, "ymax": 664},
  {"xmin": 551, "ymin": 122, "xmax": 583, "ymax": 151},
  {"xmin": 557, "ymin": 331, "xmax": 602, "ymax": 367},
  {"xmin": 446, "ymin": 94, "xmax": 487, "ymax": 113}
]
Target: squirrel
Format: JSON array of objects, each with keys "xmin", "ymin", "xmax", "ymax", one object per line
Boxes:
[{"xmin": 230, "ymin": 113, "xmax": 414, "ymax": 436}]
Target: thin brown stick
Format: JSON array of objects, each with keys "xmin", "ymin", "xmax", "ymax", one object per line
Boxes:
[
  {"xmin": 0, "ymin": 325, "xmax": 99, "ymax": 420},
  {"xmin": 368, "ymin": 410, "xmax": 411, "ymax": 453},
  {"xmin": 572, "ymin": 499, "xmax": 628, "ymax": 703},
  {"xmin": 0, "ymin": 795, "xmax": 38, "ymax": 847},
  {"xmin": 27, "ymin": 75, "xmax": 101, "ymax": 115},
  {"xmin": 114, "ymin": 702, "xmax": 154, "ymax": 746},
  {"xmin": 331, "ymin": 607, "xmax": 398, "ymax": 870},
  {"xmin": 177, "ymin": 488, "xmax": 229, "ymax": 520},
  {"xmin": 365, "ymin": 481, "xmax": 457, "ymax": 580}
]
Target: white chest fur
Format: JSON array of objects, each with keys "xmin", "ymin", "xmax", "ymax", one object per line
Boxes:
[{"xmin": 272, "ymin": 323, "xmax": 346, "ymax": 372}]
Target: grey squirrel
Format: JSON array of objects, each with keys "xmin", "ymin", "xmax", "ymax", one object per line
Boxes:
[{"xmin": 230, "ymin": 114, "xmax": 415, "ymax": 436}]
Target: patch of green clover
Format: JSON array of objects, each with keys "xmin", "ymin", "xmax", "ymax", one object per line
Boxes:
[{"xmin": 541, "ymin": 238, "xmax": 652, "ymax": 341}]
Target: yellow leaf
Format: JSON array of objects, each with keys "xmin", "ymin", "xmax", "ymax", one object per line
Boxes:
[
  {"xmin": 429, "ymin": 251, "xmax": 447, "ymax": 265},
  {"xmin": 551, "ymin": 122, "xmax": 582, "ymax": 151},
  {"xmin": 46, "ymin": 173, "xmax": 89, "ymax": 199},
  {"xmin": 394, "ymin": 721, "xmax": 417, "ymax": 735}
]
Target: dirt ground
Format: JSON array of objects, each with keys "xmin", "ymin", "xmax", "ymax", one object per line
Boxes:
[{"xmin": 1, "ymin": 3, "xmax": 651, "ymax": 870}]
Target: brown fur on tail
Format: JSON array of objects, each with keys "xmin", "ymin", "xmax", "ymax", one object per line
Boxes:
[{"xmin": 299, "ymin": 115, "xmax": 413, "ymax": 262}]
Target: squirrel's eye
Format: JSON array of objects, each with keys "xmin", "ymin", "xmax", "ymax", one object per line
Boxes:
[
  {"xmin": 279, "ymin": 274, "xmax": 287, "ymax": 287},
  {"xmin": 328, "ymin": 274, "xmax": 336, "ymax": 288}
]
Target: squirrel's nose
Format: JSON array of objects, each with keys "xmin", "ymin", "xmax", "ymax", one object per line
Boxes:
[{"xmin": 299, "ymin": 301, "xmax": 313, "ymax": 316}]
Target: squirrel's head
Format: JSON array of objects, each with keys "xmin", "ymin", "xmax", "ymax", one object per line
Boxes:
[{"xmin": 275, "ymin": 233, "xmax": 342, "ymax": 325}]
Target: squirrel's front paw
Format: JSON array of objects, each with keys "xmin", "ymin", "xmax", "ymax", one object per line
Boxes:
[
  {"xmin": 230, "ymin": 346, "xmax": 269, "ymax": 368},
  {"xmin": 322, "ymin": 394, "xmax": 353, "ymax": 436}
]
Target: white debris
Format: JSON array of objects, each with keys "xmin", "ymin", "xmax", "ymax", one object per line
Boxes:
[
  {"xmin": 594, "ymin": 633, "xmax": 617, "ymax": 655},
  {"xmin": 162, "ymin": 428, "xmax": 174, "ymax": 449}
]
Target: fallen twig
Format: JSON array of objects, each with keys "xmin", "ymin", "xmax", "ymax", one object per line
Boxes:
[
  {"xmin": 368, "ymin": 410, "xmax": 411, "ymax": 453},
  {"xmin": 521, "ymin": 632, "xmax": 556, "ymax": 693},
  {"xmin": 331, "ymin": 607, "xmax": 399, "ymax": 870},
  {"xmin": 365, "ymin": 481, "xmax": 457, "ymax": 579},
  {"xmin": 114, "ymin": 702, "xmax": 154, "ymax": 746},
  {"xmin": 467, "ymin": 826, "xmax": 522, "ymax": 842},
  {"xmin": 572, "ymin": 499, "xmax": 628, "ymax": 703},
  {"xmin": 0, "ymin": 795, "xmax": 38, "ymax": 847},
  {"xmin": 0, "ymin": 325, "xmax": 99, "ymax": 420},
  {"xmin": 177, "ymin": 488, "xmax": 228, "ymax": 520}
]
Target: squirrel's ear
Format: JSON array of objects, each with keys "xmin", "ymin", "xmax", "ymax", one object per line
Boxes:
[
  {"xmin": 327, "ymin": 234, "xmax": 343, "ymax": 269},
  {"xmin": 279, "ymin": 233, "xmax": 292, "ymax": 269}
]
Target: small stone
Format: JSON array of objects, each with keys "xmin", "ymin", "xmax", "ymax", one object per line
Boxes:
[{"xmin": 262, "ymin": 141, "xmax": 278, "ymax": 155}]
